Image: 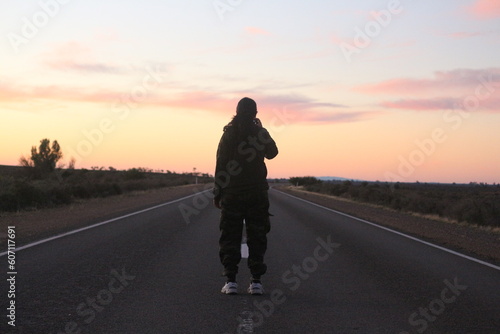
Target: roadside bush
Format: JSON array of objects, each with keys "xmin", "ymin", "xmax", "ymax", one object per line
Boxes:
[
  {"xmin": 449, "ymin": 197, "xmax": 500, "ymax": 226},
  {"xmin": 124, "ymin": 168, "xmax": 145, "ymax": 180},
  {"xmin": 292, "ymin": 178, "xmax": 500, "ymax": 228},
  {"xmin": 0, "ymin": 180, "xmax": 46, "ymax": 211},
  {"xmin": 93, "ymin": 182, "xmax": 123, "ymax": 198},
  {"xmin": 71, "ymin": 185, "xmax": 91, "ymax": 199},
  {"xmin": 47, "ymin": 186, "xmax": 72, "ymax": 206},
  {"xmin": 0, "ymin": 166, "xmax": 212, "ymax": 213},
  {"xmin": 290, "ymin": 176, "xmax": 322, "ymax": 187},
  {"xmin": 0, "ymin": 193, "xmax": 17, "ymax": 212}
]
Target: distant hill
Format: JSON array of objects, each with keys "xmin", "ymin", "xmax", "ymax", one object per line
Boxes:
[{"xmin": 317, "ymin": 176, "xmax": 364, "ymax": 182}]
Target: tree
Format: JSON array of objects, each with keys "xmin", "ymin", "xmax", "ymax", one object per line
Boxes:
[
  {"xmin": 68, "ymin": 157, "xmax": 76, "ymax": 170},
  {"xmin": 19, "ymin": 138, "xmax": 63, "ymax": 177}
]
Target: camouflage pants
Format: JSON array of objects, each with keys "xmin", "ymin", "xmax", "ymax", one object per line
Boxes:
[{"xmin": 219, "ymin": 190, "xmax": 271, "ymax": 280}]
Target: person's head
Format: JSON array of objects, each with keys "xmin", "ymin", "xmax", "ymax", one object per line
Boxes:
[{"xmin": 236, "ymin": 97, "xmax": 257, "ymax": 120}]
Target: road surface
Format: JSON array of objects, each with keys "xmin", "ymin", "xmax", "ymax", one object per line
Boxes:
[{"xmin": 1, "ymin": 188, "xmax": 499, "ymax": 333}]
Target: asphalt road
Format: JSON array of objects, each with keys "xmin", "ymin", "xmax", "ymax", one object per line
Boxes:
[{"xmin": 1, "ymin": 188, "xmax": 499, "ymax": 333}]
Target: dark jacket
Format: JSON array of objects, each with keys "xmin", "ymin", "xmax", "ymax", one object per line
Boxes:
[{"xmin": 213, "ymin": 122, "xmax": 278, "ymax": 199}]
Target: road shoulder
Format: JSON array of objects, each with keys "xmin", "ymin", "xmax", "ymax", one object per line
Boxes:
[{"xmin": 274, "ymin": 186, "xmax": 500, "ymax": 265}]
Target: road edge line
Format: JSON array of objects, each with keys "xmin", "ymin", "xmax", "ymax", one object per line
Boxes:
[
  {"xmin": 0, "ymin": 190, "xmax": 210, "ymax": 257},
  {"xmin": 273, "ymin": 189, "xmax": 500, "ymax": 271}
]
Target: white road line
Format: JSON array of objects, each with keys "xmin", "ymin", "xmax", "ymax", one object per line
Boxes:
[
  {"xmin": 274, "ymin": 189, "xmax": 500, "ymax": 271},
  {"xmin": 237, "ymin": 310, "xmax": 254, "ymax": 333},
  {"xmin": 241, "ymin": 222, "xmax": 249, "ymax": 259},
  {"xmin": 0, "ymin": 191, "xmax": 210, "ymax": 257},
  {"xmin": 241, "ymin": 243, "xmax": 249, "ymax": 259}
]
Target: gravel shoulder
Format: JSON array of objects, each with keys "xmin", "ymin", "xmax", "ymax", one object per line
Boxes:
[
  {"xmin": 0, "ymin": 184, "xmax": 206, "ymax": 249},
  {"xmin": 275, "ymin": 186, "xmax": 500, "ymax": 266}
]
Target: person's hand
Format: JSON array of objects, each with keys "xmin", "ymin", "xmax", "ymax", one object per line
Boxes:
[
  {"xmin": 254, "ymin": 118, "xmax": 262, "ymax": 128},
  {"xmin": 213, "ymin": 198, "xmax": 222, "ymax": 209}
]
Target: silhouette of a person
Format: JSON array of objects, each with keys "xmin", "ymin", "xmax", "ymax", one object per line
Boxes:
[{"xmin": 213, "ymin": 97, "xmax": 279, "ymax": 295}]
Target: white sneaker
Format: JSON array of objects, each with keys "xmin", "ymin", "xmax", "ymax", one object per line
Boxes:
[
  {"xmin": 248, "ymin": 282, "xmax": 264, "ymax": 295},
  {"xmin": 221, "ymin": 282, "xmax": 238, "ymax": 295}
]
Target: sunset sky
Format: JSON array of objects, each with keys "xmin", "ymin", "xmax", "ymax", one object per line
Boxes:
[{"xmin": 1, "ymin": 0, "xmax": 499, "ymax": 183}]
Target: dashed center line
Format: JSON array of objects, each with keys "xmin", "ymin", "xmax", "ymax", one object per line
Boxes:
[{"xmin": 241, "ymin": 243, "xmax": 249, "ymax": 259}]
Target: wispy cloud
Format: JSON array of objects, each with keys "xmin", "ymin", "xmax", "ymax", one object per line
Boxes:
[
  {"xmin": 380, "ymin": 98, "xmax": 459, "ymax": 111},
  {"xmin": 47, "ymin": 61, "xmax": 126, "ymax": 74},
  {"xmin": 354, "ymin": 68, "xmax": 500, "ymax": 113},
  {"xmin": 0, "ymin": 81, "xmax": 376, "ymax": 124},
  {"xmin": 42, "ymin": 41, "xmax": 126, "ymax": 74},
  {"xmin": 435, "ymin": 29, "xmax": 500, "ymax": 40},
  {"xmin": 380, "ymin": 97, "xmax": 500, "ymax": 112},
  {"xmin": 252, "ymin": 93, "xmax": 346, "ymax": 110},
  {"xmin": 354, "ymin": 68, "xmax": 500, "ymax": 97},
  {"xmin": 0, "ymin": 82, "xmax": 123, "ymax": 104},
  {"xmin": 302, "ymin": 110, "xmax": 384, "ymax": 123},
  {"xmin": 148, "ymin": 90, "xmax": 232, "ymax": 113},
  {"xmin": 148, "ymin": 91, "xmax": 362, "ymax": 124}
]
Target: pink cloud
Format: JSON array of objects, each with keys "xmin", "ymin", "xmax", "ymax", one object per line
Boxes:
[
  {"xmin": 380, "ymin": 97, "xmax": 500, "ymax": 112},
  {"xmin": 149, "ymin": 91, "xmax": 365, "ymax": 124},
  {"xmin": 48, "ymin": 60, "xmax": 125, "ymax": 74},
  {"xmin": 0, "ymin": 82, "xmax": 377, "ymax": 124},
  {"xmin": 354, "ymin": 68, "xmax": 500, "ymax": 97},
  {"xmin": 149, "ymin": 91, "xmax": 233, "ymax": 113},
  {"xmin": 301, "ymin": 110, "xmax": 384, "ymax": 123},
  {"xmin": 466, "ymin": 0, "xmax": 500, "ymax": 19},
  {"xmin": 0, "ymin": 82, "xmax": 124, "ymax": 105},
  {"xmin": 354, "ymin": 68, "xmax": 500, "ymax": 113},
  {"xmin": 380, "ymin": 98, "xmax": 460, "ymax": 111}
]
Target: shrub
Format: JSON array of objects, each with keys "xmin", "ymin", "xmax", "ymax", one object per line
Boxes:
[
  {"xmin": 291, "ymin": 178, "xmax": 500, "ymax": 227},
  {"xmin": 124, "ymin": 168, "xmax": 145, "ymax": 180},
  {"xmin": 290, "ymin": 176, "xmax": 322, "ymax": 187},
  {"xmin": 0, "ymin": 166, "xmax": 212, "ymax": 213}
]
